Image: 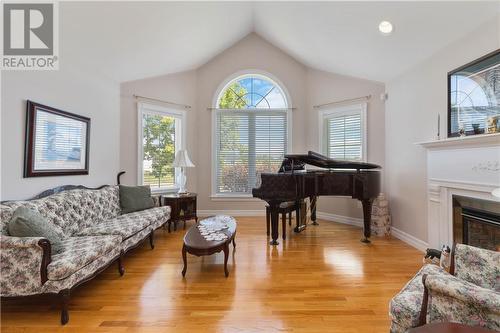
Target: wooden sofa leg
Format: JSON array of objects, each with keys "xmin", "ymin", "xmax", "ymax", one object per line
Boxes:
[
  {"xmin": 149, "ymin": 231, "xmax": 154, "ymax": 249},
  {"xmin": 117, "ymin": 251, "xmax": 125, "ymax": 276},
  {"xmin": 59, "ymin": 289, "xmax": 70, "ymax": 325}
]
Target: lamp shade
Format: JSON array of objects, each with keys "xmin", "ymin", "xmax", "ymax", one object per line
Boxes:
[{"xmin": 173, "ymin": 150, "xmax": 195, "ymax": 168}]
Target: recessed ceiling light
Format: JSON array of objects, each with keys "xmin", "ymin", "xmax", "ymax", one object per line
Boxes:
[{"xmin": 379, "ymin": 21, "xmax": 393, "ymax": 35}]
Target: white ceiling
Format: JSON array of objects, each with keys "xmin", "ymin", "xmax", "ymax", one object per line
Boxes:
[
  {"xmin": 61, "ymin": 2, "xmax": 254, "ymax": 82},
  {"xmin": 61, "ymin": 1, "xmax": 500, "ymax": 83}
]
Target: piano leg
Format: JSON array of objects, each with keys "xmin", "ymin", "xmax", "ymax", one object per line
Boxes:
[
  {"xmin": 294, "ymin": 199, "xmax": 307, "ymax": 233},
  {"xmin": 266, "ymin": 206, "xmax": 270, "ymax": 236},
  {"xmin": 360, "ymin": 199, "xmax": 373, "ymax": 243},
  {"xmin": 268, "ymin": 202, "xmax": 280, "ymax": 246},
  {"xmin": 309, "ymin": 196, "xmax": 318, "ymax": 225}
]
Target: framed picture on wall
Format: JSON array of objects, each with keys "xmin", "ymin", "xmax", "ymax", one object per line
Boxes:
[
  {"xmin": 448, "ymin": 49, "xmax": 500, "ymax": 137},
  {"xmin": 24, "ymin": 100, "xmax": 91, "ymax": 177}
]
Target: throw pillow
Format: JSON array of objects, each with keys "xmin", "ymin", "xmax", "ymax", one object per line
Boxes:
[
  {"xmin": 119, "ymin": 185, "xmax": 154, "ymax": 214},
  {"xmin": 8, "ymin": 206, "xmax": 64, "ymax": 254}
]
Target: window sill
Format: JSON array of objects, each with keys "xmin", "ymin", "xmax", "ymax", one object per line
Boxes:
[
  {"xmin": 151, "ymin": 187, "xmax": 179, "ymax": 195},
  {"xmin": 210, "ymin": 194, "xmax": 260, "ymax": 202}
]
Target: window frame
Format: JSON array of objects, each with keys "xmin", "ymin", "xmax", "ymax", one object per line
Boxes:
[
  {"xmin": 211, "ymin": 108, "xmax": 291, "ymax": 199},
  {"xmin": 137, "ymin": 102, "xmax": 186, "ymax": 194},
  {"xmin": 211, "ymin": 72, "xmax": 292, "ymax": 199},
  {"xmin": 318, "ymin": 102, "xmax": 367, "ymax": 162}
]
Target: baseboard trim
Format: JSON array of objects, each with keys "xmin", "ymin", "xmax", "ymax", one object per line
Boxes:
[
  {"xmin": 198, "ymin": 209, "xmax": 265, "ymax": 217},
  {"xmin": 315, "ymin": 212, "xmax": 363, "ymax": 228},
  {"xmin": 391, "ymin": 227, "xmax": 428, "ymax": 252},
  {"xmin": 197, "ymin": 209, "xmax": 428, "ymax": 252}
]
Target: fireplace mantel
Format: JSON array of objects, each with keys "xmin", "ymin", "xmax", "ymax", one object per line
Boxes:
[
  {"xmin": 418, "ymin": 134, "xmax": 500, "ymax": 249},
  {"xmin": 416, "ymin": 133, "xmax": 500, "ymax": 149}
]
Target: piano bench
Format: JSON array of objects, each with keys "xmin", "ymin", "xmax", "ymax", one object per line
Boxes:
[{"xmin": 265, "ymin": 202, "xmax": 297, "ymax": 240}]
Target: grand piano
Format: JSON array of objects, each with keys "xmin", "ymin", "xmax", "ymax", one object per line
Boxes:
[{"xmin": 252, "ymin": 151, "xmax": 381, "ymax": 245}]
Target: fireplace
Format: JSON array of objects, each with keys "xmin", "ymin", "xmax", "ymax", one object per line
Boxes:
[
  {"xmin": 453, "ymin": 195, "xmax": 500, "ymax": 251},
  {"xmin": 419, "ymin": 134, "xmax": 500, "ymax": 249}
]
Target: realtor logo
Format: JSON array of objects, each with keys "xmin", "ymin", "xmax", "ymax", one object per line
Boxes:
[{"xmin": 2, "ymin": 2, "xmax": 59, "ymax": 70}]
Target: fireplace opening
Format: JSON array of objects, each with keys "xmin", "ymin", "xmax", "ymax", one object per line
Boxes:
[{"xmin": 452, "ymin": 196, "xmax": 500, "ymax": 251}]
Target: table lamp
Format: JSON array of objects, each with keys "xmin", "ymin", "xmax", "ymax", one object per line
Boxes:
[{"xmin": 173, "ymin": 150, "xmax": 195, "ymax": 194}]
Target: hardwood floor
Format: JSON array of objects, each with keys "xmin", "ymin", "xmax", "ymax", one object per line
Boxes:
[{"xmin": 1, "ymin": 217, "xmax": 423, "ymax": 332}]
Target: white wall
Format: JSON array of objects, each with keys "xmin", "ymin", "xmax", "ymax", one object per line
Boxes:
[
  {"xmin": 385, "ymin": 16, "xmax": 500, "ymax": 242},
  {"xmin": 0, "ymin": 63, "xmax": 120, "ymax": 200}
]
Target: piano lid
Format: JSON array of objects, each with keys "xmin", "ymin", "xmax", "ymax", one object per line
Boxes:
[{"xmin": 284, "ymin": 151, "xmax": 381, "ymax": 170}]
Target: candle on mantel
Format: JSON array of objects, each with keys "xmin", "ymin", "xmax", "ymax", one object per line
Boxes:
[{"xmin": 437, "ymin": 114, "xmax": 440, "ymax": 140}]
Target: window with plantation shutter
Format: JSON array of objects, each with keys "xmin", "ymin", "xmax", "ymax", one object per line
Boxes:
[
  {"xmin": 137, "ymin": 102, "xmax": 185, "ymax": 193},
  {"xmin": 213, "ymin": 75, "xmax": 289, "ymax": 196},
  {"xmin": 320, "ymin": 103, "xmax": 367, "ymax": 161}
]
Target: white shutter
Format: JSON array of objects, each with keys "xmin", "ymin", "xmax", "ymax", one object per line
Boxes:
[
  {"xmin": 321, "ymin": 103, "xmax": 366, "ymax": 161},
  {"xmin": 216, "ymin": 110, "xmax": 287, "ymax": 194}
]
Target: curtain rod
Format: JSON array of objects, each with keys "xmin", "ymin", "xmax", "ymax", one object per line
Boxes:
[
  {"xmin": 134, "ymin": 94, "xmax": 191, "ymax": 109},
  {"xmin": 313, "ymin": 95, "xmax": 371, "ymax": 109},
  {"xmin": 207, "ymin": 107, "xmax": 297, "ymax": 111}
]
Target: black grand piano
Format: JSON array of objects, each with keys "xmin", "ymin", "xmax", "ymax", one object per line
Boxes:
[{"xmin": 252, "ymin": 151, "xmax": 381, "ymax": 245}]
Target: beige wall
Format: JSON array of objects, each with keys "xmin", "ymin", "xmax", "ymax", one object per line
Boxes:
[
  {"xmin": 305, "ymin": 69, "xmax": 386, "ymax": 218},
  {"xmin": 1, "ymin": 64, "xmax": 120, "ymax": 200},
  {"xmin": 119, "ymin": 33, "xmax": 386, "ymax": 217},
  {"xmin": 120, "ymin": 70, "xmax": 198, "ymax": 190},
  {"xmin": 385, "ymin": 17, "xmax": 500, "ymax": 242}
]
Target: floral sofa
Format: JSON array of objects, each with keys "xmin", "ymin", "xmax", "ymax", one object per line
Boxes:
[
  {"xmin": 389, "ymin": 244, "xmax": 500, "ymax": 332},
  {"xmin": 0, "ymin": 185, "xmax": 170, "ymax": 324}
]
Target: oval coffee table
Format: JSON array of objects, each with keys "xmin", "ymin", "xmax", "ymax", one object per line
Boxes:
[{"xmin": 182, "ymin": 215, "xmax": 237, "ymax": 277}]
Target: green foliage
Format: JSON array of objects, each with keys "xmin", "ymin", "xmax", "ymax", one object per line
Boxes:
[
  {"xmin": 218, "ymin": 82, "xmax": 249, "ymax": 154},
  {"xmin": 142, "ymin": 114, "xmax": 175, "ymax": 187},
  {"xmin": 218, "ymin": 82, "xmax": 248, "ymax": 109}
]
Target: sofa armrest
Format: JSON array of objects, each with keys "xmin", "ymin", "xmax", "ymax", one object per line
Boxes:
[
  {"xmin": 420, "ymin": 273, "xmax": 500, "ymax": 330},
  {"xmin": 0, "ymin": 236, "xmax": 52, "ymax": 295}
]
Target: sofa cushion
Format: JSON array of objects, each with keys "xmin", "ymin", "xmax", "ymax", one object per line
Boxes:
[
  {"xmin": 76, "ymin": 207, "xmax": 167, "ymax": 240},
  {"xmin": 77, "ymin": 216, "xmax": 150, "ymax": 239},
  {"xmin": 129, "ymin": 206, "xmax": 169, "ymax": 227},
  {"xmin": 119, "ymin": 185, "xmax": 154, "ymax": 214},
  {"xmin": 8, "ymin": 207, "xmax": 65, "ymax": 254},
  {"xmin": 454, "ymin": 244, "xmax": 500, "ymax": 292},
  {"xmin": 389, "ymin": 264, "xmax": 448, "ymax": 331},
  {"xmin": 47, "ymin": 235, "xmax": 121, "ymax": 281}
]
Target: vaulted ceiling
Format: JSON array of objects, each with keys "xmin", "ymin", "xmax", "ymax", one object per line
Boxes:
[{"xmin": 61, "ymin": 1, "xmax": 500, "ymax": 83}]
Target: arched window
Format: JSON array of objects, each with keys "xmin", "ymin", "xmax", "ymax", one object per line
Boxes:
[
  {"xmin": 217, "ymin": 75, "xmax": 287, "ymax": 109},
  {"xmin": 213, "ymin": 74, "xmax": 290, "ymax": 196}
]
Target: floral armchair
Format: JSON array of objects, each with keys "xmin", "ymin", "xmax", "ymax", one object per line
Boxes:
[
  {"xmin": 389, "ymin": 244, "xmax": 500, "ymax": 332},
  {"xmin": 420, "ymin": 244, "xmax": 500, "ymax": 331}
]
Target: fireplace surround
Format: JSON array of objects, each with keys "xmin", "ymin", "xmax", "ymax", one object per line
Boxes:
[{"xmin": 419, "ymin": 133, "xmax": 500, "ymax": 249}]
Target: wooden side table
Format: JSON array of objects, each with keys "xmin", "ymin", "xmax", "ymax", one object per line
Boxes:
[
  {"xmin": 160, "ymin": 193, "xmax": 197, "ymax": 232},
  {"xmin": 408, "ymin": 323, "xmax": 496, "ymax": 333}
]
